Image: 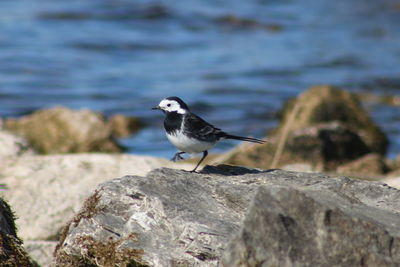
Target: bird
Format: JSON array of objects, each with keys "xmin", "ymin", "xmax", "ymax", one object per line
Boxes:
[{"xmin": 152, "ymin": 96, "xmax": 266, "ymax": 172}]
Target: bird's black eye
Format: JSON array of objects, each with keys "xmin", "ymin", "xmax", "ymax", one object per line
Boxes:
[{"xmin": 167, "ymin": 104, "xmax": 171, "ymax": 107}]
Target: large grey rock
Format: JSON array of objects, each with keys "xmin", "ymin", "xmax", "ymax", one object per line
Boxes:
[
  {"xmin": 222, "ymin": 186, "xmax": 400, "ymax": 267},
  {"xmin": 54, "ymin": 166, "xmax": 400, "ymax": 267}
]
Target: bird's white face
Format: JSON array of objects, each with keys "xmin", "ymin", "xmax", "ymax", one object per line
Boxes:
[{"xmin": 158, "ymin": 99, "xmax": 187, "ymax": 114}]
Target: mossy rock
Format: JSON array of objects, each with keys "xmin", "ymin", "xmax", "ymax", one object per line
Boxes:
[{"xmin": 54, "ymin": 191, "xmax": 148, "ymax": 267}]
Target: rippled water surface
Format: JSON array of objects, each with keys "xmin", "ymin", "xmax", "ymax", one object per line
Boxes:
[{"xmin": 1, "ymin": 0, "xmax": 400, "ymax": 158}]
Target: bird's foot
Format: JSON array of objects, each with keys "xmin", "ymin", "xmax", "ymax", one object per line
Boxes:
[{"xmin": 171, "ymin": 152, "xmax": 185, "ymax": 162}]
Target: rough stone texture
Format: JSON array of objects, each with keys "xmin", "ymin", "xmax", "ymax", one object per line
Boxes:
[
  {"xmin": 219, "ymin": 85, "xmax": 388, "ymax": 171},
  {"xmin": 0, "ymin": 154, "xmax": 193, "ymax": 241},
  {"xmin": 0, "ymin": 197, "xmax": 37, "ymax": 267},
  {"xmin": 0, "ymin": 129, "xmax": 35, "ymax": 157},
  {"xmin": 54, "ymin": 166, "xmax": 400, "ymax": 267},
  {"xmin": 336, "ymin": 153, "xmax": 389, "ymax": 178},
  {"xmin": 4, "ymin": 106, "xmax": 129, "ymax": 154},
  {"xmin": 222, "ymin": 186, "xmax": 400, "ymax": 267}
]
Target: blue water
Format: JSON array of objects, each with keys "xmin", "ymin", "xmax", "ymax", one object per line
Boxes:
[{"xmin": 0, "ymin": 0, "xmax": 399, "ymax": 158}]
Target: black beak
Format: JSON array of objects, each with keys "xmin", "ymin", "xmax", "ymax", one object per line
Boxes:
[{"xmin": 152, "ymin": 106, "xmax": 161, "ymax": 110}]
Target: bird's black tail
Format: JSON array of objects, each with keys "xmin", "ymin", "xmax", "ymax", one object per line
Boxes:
[{"xmin": 221, "ymin": 134, "xmax": 266, "ymax": 144}]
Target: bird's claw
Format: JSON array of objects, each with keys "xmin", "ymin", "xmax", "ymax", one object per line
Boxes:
[{"xmin": 171, "ymin": 153, "xmax": 185, "ymax": 162}]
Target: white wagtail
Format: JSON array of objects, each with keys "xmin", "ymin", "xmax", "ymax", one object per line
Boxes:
[{"xmin": 152, "ymin": 96, "xmax": 266, "ymax": 172}]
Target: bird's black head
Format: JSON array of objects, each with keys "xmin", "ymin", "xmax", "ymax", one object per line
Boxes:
[{"xmin": 152, "ymin": 96, "xmax": 189, "ymax": 114}]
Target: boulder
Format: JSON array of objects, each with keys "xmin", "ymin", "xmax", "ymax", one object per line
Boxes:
[
  {"xmin": 0, "ymin": 197, "xmax": 37, "ymax": 266},
  {"xmin": 219, "ymin": 85, "xmax": 388, "ymax": 171},
  {"xmin": 0, "ymin": 154, "xmax": 193, "ymax": 241},
  {"xmin": 3, "ymin": 107, "xmax": 142, "ymax": 154},
  {"xmin": 54, "ymin": 166, "xmax": 400, "ymax": 266},
  {"xmin": 274, "ymin": 85, "xmax": 388, "ymax": 154},
  {"xmin": 222, "ymin": 186, "xmax": 400, "ymax": 267}
]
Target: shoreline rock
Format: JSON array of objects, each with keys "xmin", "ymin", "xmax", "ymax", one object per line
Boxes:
[
  {"xmin": 222, "ymin": 185, "xmax": 400, "ymax": 266},
  {"xmin": 3, "ymin": 106, "xmax": 142, "ymax": 154},
  {"xmin": 219, "ymin": 85, "xmax": 389, "ymax": 172},
  {"xmin": 274, "ymin": 85, "xmax": 388, "ymax": 155},
  {"xmin": 54, "ymin": 166, "xmax": 400, "ymax": 266}
]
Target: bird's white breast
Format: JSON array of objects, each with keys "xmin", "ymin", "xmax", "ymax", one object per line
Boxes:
[{"xmin": 166, "ymin": 130, "xmax": 215, "ymax": 154}]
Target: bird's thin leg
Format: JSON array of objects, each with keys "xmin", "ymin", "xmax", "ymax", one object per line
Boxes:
[
  {"xmin": 190, "ymin": 151, "xmax": 208, "ymax": 173},
  {"xmin": 171, "ymin": 151, "xmax": 186, "ymax": 162}
]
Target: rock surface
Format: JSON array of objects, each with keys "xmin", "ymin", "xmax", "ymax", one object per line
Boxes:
[
  {"xmin": 54, "ymin": 166, "xmax": 400, "ymax": 267},
  {"xmin": 0, "ymin": 197, "xmax": 37, "ymax": 266},
  {"xmin": 4, "ymin": 107, "xmax": 142, "ymax": 154},
  {"xmin": 0, "ymin": 154, "xmax": 193, "ymax": 241},
  {"xmin": 222, "ymin": 186, "xmax": 400, "ymax": 267}
]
